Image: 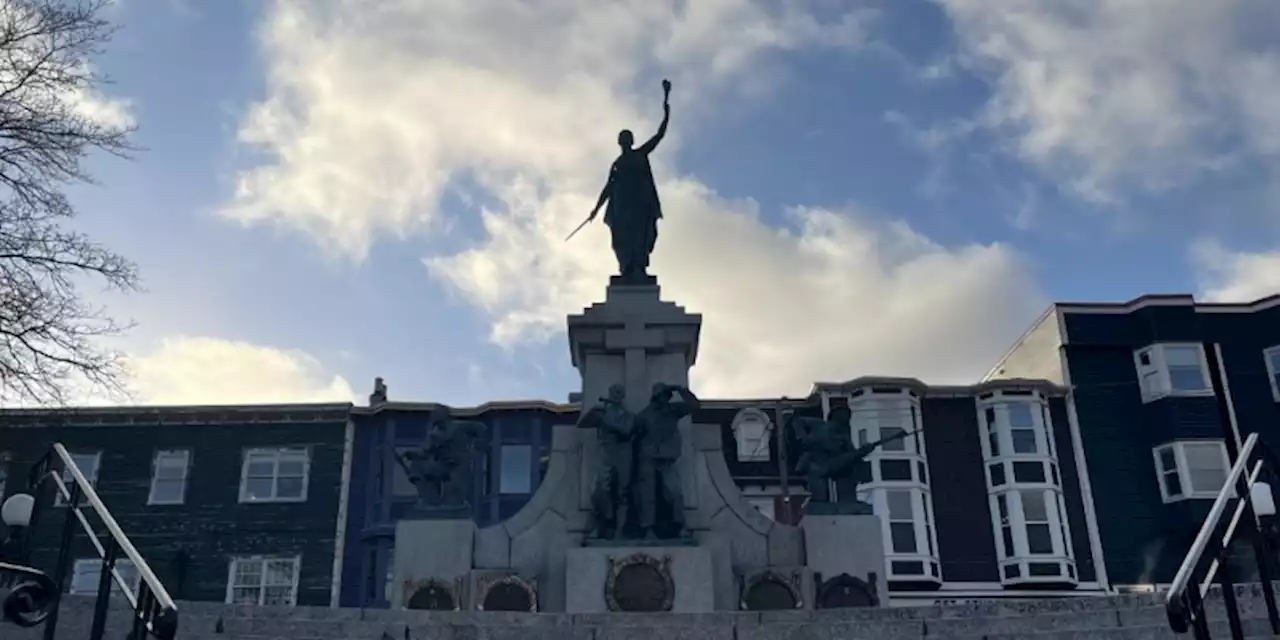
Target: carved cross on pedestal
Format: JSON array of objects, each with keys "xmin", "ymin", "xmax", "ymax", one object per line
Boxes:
[{"xmin": 605, "ymin": 318, "xmax": 665, "ymax": 411}]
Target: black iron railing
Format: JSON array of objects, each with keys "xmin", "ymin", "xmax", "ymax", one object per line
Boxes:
[
  {"xmin": 1, "ymin": 443, "xmax": 178, "ymax": 640},
  {"xmin": 1166, "ymin": 431, "xmax": 1280, "ymax": 639}
]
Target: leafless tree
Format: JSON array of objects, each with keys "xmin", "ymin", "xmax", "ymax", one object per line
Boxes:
[{"xmin": 0, "ymin": 0, "xmax": 138, "ymax": 406}]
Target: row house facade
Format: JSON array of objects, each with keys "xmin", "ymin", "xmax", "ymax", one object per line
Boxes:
[
  {"xmin": 0, "ymin": 404, "xmax": 351, "ymax": 607},
  {"xmin": 985, "ymin": 293, "xmax": 1280, "ymax": 589}
]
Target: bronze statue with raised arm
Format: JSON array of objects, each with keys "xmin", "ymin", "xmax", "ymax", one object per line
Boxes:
[{"xmin": 569, "ymin": 79, "xmax": 672, "ymax": 285}]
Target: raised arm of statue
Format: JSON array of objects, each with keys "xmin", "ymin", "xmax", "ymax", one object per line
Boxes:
[
  {"xmin": 669, "ymin": 386, "xmax": 699, "ymax": 419},
  {"xmin": 638, "ymin": 79, "xmax": 671, "ymax": 155}
]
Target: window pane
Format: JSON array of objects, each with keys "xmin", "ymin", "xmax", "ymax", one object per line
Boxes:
[
  {"xmin": 276, "ymin": 477, "xmax": 305, "ymax": 499},
  {"xmin": 393, "ymin": 447, "xmax": 417, "ymax": 496},
  {"xmin": 886, "ymin": 490, "xmax": 913, "ymax": 520},
  {"xmin": 231, "ymin": 587, "xmax": 260, "ymax": 605},
  {"xmin": 1268, "ymin": 349, "xmax": 1280, "ymax": 371},
  {"xmin": 1021, "ymin": 490, "xmax": 1048, "ymax": 522},
  {"xmin": 151, "ymin": 479, "xmax": 184, "ymax": 503},
  {"xmin": 1011, "ymin": 429, "xmax": 1038, "ymax": 454},
  {"xmin": 1169, "ymin": 366, "xmax": 1207, "ymax": 392},
  {"xmin": 879, "ymin": 459, "xmax": 913, "ymax": 481},
  {"xmin": 243, "ymin": 478, "xmax": 274, "ymax": 500},
  {"xmin": 890, "ymin": 522, "xmax": 917, "ymax": 553},
  {"xmin": 879, "ymin": 427, "xmax": 906, "ymax": 452},
  {"xmin": 1162, "ymin": 470, "xmax": 1183, "ymax": 497},
  {"xmin": 1026, "ymin": 523, "xmax": 1054, "ymax": 554},
  {"xmin": 265, "ymin": 560, "xmax": 296, "ymax": 586},
  {"xmin": 278, "ymin": 460, "xmax": 307, "ymax": 477},
  {"xmin": 500, "ymin": 444, "xmax": 531, "ymax": 494},
  {"xmin": 1164, "ymin": 346, "xmax": 1201, "ymax": 367},
  {"xmin": 1007, "ymin": 403, "xmax": 1035, "ymax": 428},
  {"xmin": 1001, "ymin": 527, "xmax": 1015, "ymax": 558},
  {"xmin": 1158, "ymin": 448, "xmax": 1177, "ymax": 472},
  {"xmin": 246, "ymin": 460, "xmax": 275, "ymax": 477}
]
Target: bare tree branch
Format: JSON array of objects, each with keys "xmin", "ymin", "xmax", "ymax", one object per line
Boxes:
[{"xmin": 0, "ymin": 0, "xmax": 139, "ymax": 406}]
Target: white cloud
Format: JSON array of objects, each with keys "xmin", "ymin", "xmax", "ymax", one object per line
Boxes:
[
  {"xmin": 225, "ymin": 0, "xmax": 1048, "ymax": 397},
  {"xmin": 1191, "ymin": 239, "xmax": 1280, "ymax": 303},
  {"xmin": 937, "ymin": 0, "xmax": 1280, "ymax": 201},
  {"xmin": 120, "ymin": 337, "xmax": 356, "ymax": 406}
]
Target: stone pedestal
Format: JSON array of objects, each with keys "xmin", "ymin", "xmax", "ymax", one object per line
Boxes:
[
  {"xmin": 801, "ymin": 513, "xmax": 887, "ymax": 607},
  {"xmin": 391, "ymin": 518, "xmax": 476, "ymax": 610},
  {"xmin": 564, "ymin": 545, "xmax": 715, "ymax": 613}
]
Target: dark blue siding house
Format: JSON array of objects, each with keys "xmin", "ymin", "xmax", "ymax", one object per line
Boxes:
[
  {"xmin": 985, "ymin": 293, "xmax": 1280, "ymax": 589},
  {"xmin": 337, "ymin": 395, "xmax": 578, "ymax": 607}
]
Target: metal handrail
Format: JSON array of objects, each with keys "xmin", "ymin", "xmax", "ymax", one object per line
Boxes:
[
  {"xmin": 48, "ymin": 444, "xmax": 177, "ymax": 613},
  {"xmin": 1165, "ymin": 431, "xmax": 1280, "ymax": 638},
  {"xmin": 1166, "ymin": 433, "xmax": 1259, "ymax": 605}
]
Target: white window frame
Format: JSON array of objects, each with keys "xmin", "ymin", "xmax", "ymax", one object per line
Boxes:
[
  {"xmin": 239, "ymin": 448, "xmax": 310, "ymax": 504},
  {"xmin": 70, "ymin": 558, "xmax": 140, "ymax": 596},
  {"xmin": 225, "ymin": 555, "xmax": 302, "ymax": 606},
  {"xmin": 1133, "ymin": 343, "xmax": 1214, "ymax": 403},
  {"xmin": 56, "ymin": 451, "xmax": 101, "ymax": 507},
  {"xmin": 1264, "ymin": 345, "xmax": 1280, "ymax": 402},
  {"xmin": 148, "ymin": 449, "xmax": 191, "ymax": 505},
  {"xmin": 977, "ymin": 390, "xmax": 1076, "ymax": 585},
  {"xmin": 0, "ymin": 451, "xmax": 9, "ymax": 498},
  {"xmin": 731, "ymin": 409, "xmax": 772, "ymax": 462},
  {"xmin": 1152, "ymin": 440, "xmax": 1231, "ymax": 503}
]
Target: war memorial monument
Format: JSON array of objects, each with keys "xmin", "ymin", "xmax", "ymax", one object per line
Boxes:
[{"xmin": 389, "ymin": 80, "xmax": 892, "ymax": 613}]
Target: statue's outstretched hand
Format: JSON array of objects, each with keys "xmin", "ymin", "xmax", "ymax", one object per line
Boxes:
[
  {"xmin": 663, "ymin": 78, "xmax": 672, "ymax": 93},
  {"xmin": 588, "ymin": 208, "xmax": 598, "ymax": 222}
]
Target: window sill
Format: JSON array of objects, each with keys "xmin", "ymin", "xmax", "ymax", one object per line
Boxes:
[
  {"xmin": 1140, "ymin": 389, "xmax": 1216, "ymax": 404},
  {"xmin": 146, "ymin": 500, "xmax": 186, "ymax": 506},
  {"xmin": 1161, "ymin": 492, "xmax": 1228, "ymax": 504},
  {"xmin": 238, "ymin": 497, "xmax": 308, "ymax": 504}
]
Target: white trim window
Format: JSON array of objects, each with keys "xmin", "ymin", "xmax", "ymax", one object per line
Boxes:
[
  {"xmin": 977, "ymin": 390, "xmax": 1076, "ymax": 585},
  {"xmin": 1153, "ymin": 441, "xmax": 1230, "ymax": 502},
  {"xmin": 239, "ymin": 448, "xmax": 310, "ymax": 503},
  {"xmin": 56, "ymin": 452, "xmax": 101, "ymax": 507},
  {"xmin": 148, "ymin": 450, "xmax": 191, "ymax": 505},
  {"xmin": 1264, "ymin": 346, "xmax": 1280, "ymax": 402},
  {"xmin": 226, "ymin": 556, "xmax": 301, "ymax": 606},
  {"xmin": 848, "ymin": 388, "xmax": 940, "ymax": 582},
  {"xmin": 0, "ymin": 451, "xmax": 9, "ymax": 498},
  {"xmin": 1134, "ymin": 343, "xmax": 1212, "ymax": 403},
  {"xmin": 731, "ymin": 409, "xmax": 772, "ymax": 462},
  {"xmin": 70, "ymin": 558, "xmax": 139, "ymax": 595}
]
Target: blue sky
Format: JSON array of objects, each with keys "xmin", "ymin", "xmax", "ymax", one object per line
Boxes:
[{"xmin": 59, "ymin": 0, "xmax": 1280, "ymax": 407}]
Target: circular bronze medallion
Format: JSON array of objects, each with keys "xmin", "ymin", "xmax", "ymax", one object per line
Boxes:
[
  {"xmin": 743, "ymin": 578, "xmax": 797, "ymax": 611},
  {"xmin": 483, "ymin": 582, "xmax": 533, "ymax": 612},
  {"xmin": 611, "ymin": 563, "xmax": 671, "ymax": 612},
  {"xmin": 406, "ymin": 583, "xmax": 455, "ymax": 610},
  {"xmin": 819, "ymin": 576, "xmax": 875, "ymax": 609}
]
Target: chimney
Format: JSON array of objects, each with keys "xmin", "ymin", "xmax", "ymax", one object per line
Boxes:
[{"xmin": 370, "ymin": 377, "xmax": 388, "ymax": 405}]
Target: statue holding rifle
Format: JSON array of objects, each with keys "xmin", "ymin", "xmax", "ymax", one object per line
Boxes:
[
  {"xmin": 394, "ymin": 406, "xmax": 487, "ymax": 514},
  {"xmin": 789, "ymin": 406, "xmax": 917, "ymax": 513},
  {"xmin": 566, "ymin": 79, "xmax": 672, "ymax": 286}
]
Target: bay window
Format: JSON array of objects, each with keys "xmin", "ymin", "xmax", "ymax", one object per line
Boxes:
[
  {"xmin": 1134, "ymin": 343, "xmax": 1212, "ymax": 403},
  {"xmin": 845, "ymin": 387, "xmax": 940, "ymax": 582},
  {"xmin": 977, "ymin": 389, "xmax": 1076, "ymax": 585}
]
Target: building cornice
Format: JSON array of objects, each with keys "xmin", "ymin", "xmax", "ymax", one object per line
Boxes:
[
  {"xmin": 0, "ymin": 402, "xmax": 355, "ymax": 427},
  {"xmin": 352, "ymin": 399, "xmax": 579, "ymax": 416}
]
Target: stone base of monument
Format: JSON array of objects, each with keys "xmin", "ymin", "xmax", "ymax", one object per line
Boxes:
[
  {"xmin": 391, "ymin": 518, "xmax": 476, "ymax": 610},
  {"xmin": 801, "ymin": 512, "xmax": 887, "ymax": 608},
  {"xmin": 564, "ymin": 545, "xmax": 715, "ymax": 613}
]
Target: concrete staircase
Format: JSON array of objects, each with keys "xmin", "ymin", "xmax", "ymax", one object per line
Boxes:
[{"xmin": 7, "ymin": 586, "xmax": 1280, "ymax": 640}]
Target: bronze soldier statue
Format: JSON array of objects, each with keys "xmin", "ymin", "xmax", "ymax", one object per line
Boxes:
[
  {"xmin": 790, "ymin": 406, "xmax": 915, "ymax": 508},
  {"xmin": 395, "ymin": 406, "xmax": 486, "ymax": 513},
  {"xmin": 579, "ymin": 383, "xmax": 638, "ymax": 539},
  {"xmin": 635, "ymin": 382, "xmax": 699, "ymax": 539}
]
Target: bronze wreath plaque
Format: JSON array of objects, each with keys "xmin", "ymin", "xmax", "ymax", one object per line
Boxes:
[
  {"xmin": 740, "ymin": 569, "xmax": 803, "ymax": 611},
  {"xmin": 405, "ymin": 577, "xmax": 460, "ymax": 611},
  {"xmin": 478, "ymin": 574, "xmax": 537, "ymax": 612},
  {"xmin": 605, "ymin": 553, "xmax": 675, "ymax": 612},
  {"xmin": 815, "ymin": 572, "xmax": 878, "ymax": 609}
]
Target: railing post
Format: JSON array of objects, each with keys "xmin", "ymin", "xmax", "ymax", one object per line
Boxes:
[
  {"xmin": 1219, "ymin": 554, "xmax": 1245, "ymax": 640},
  {"xmin": 89, "ymin": 539, "xmax": 117, "ymax": 640},
  {"xmin": 1187, "ymin": 585, "xmax": 1210, "ymax": 639},
  {"xmin": 42, "ymin": 482, "xmax": 80, "ymax": 640}
]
